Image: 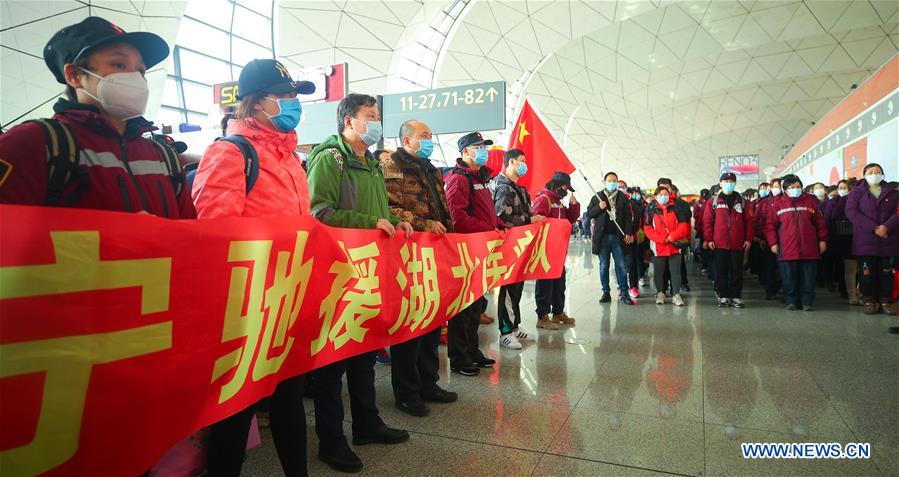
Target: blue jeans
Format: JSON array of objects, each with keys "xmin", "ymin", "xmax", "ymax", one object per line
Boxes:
[
  {"xmin": 598, "ymin": 234, "xmax": 628, "ymax": 293},
  {"xmin": 779, "ymin": 260, "xmax": 818, "ymax": 307}
]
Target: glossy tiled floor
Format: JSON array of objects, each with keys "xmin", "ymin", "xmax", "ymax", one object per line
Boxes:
[{"xmin": 243, "ymin": 239, "xmax": 898, "ymax": 476}]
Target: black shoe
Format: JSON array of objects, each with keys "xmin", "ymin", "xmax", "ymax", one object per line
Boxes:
[
  {"xmin": 474, "ymin": 357, "xmax": 496, "ymax": 368},
  {"xmin": 889, "ymin": 326, "xmax": 899, "ymax": 334},
  {"xmin": 319, "ymin": 442, "xmax": 363, "ymax": 473},
  {"xmin": 353, "ymin": 424, "xmax": 410, "ymax": 446},
  {"xmin": 786, "ymin": 304, "xmax": 797, "ymax": 311},
  {"xmin": 599, "ymin": 292, "xmax": 611, "ymax": 303},
  {"xmin": 451, "ymin": 364, "xmax": 479, "ymax": 376},
  {"xmin": 395, "ymin": 400, "xmax": 430, "ymax": 417},
  {"xmin": 422, "ymin": 387, "xmax": 458, "ymax": 403},
  {"xmin": 619, "ymin": 293, "xmax": 635, "ymax": 305}
]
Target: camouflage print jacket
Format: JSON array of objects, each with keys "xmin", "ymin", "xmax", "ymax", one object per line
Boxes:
[
  {"xmin": 383, "ymin": 148, "xmax": 454, "ymax": 233},
  {"xmin": 491, "ymin": 172, "xmax": 532, "ymax": 227}
]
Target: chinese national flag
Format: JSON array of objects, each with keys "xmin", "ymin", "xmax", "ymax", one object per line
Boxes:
[{"xmin": 508, "ymin": 99, "xmax": 575, "ymax": 194}]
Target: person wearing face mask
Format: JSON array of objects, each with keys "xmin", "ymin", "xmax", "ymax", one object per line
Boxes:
[
  {"xmin": 306, "ymin": 94, "xmax": 414, "ymax": 473},
  {"xmin": 747, "ymin": 182, "xmax": 770, "ymax": 280},
  {"xmin": 532, "ymin": 171, "xmax": 583, "ymax": 323},
  {"xmin": 825, "ymin": 179, "xmax": 858, "ymax": 304},
  {"xmin": 763, "ymin": 175, "xmax": 828, "ymax": 311},
  {"xmin": 694, "ymin": 188, "xmax": 711, "ymax": 273},
  {"xmin": 643, "ymin": 185, "xmax": 690, "ymax": 306},
  {"xmin": 587, "ymin": 171, "xmax": 635, "ymax": 305},
  {"xmin": 491, "ymin": 149, "xmax": 545, "ymax": 349},
  {"xmin": 756, "ymin": 178, "xmax": 783, "ymax": 299},
  {"xmin": 845, "ymin": 163, "xmax": 899, "ymax": 315},
  {"xmin": 616, "ymin": 181, "xmax": 642, "ymax": 299},
  {"xmin": 191, "ymin": 58, "xmax": 314, "ymax": 477},
  {"xmin": 0, "ymin": 17, "xmax": 193, "ymax": 218},
  {"xmin": 703, "ymin": 173, "xmax": 754, "ymax": 308},
  {"xmin": 381, "ymin": 120, "xmax": 458, "ymax": 417},
  {"xmin": 443, "ymin": 132, "xmax": 504, "ymax": 374}
]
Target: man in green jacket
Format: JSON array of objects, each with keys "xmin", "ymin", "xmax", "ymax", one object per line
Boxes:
[{"xmin": 306, "ymin": 93, "xmax": 413, "ymax": 473}]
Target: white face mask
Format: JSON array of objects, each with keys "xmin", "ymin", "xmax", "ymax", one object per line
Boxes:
[
  {"xmin": 771, "ymin": 187, "xmax": 782, "ymax": 196},
  {"xmin": 80, "ymin": 68, "xmax": 150, "ymax": 120},
  {"xmin": 838, "ymin": 188, "xmax": 849, "ymax": 197},
  {"xmin": 865, "ymin": 173, "xmax": 884, "ymax": 185}
]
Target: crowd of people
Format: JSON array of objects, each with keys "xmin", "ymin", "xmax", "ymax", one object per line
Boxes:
[{"xmin": 0, "ymin": 16, "xmax": 897, "ymax": 477}]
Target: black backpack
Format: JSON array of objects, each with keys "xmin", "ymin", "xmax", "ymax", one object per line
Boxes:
[
  {"xmin": 184, "ymin": 135, "xmax": 259, "ymax": 194},
  {"xmin": 27, "ymin": 118, "xmax": 184, "ymax": 206}
]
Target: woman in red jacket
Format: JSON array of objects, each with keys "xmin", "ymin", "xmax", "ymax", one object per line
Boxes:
[
  {"xmin": 763, "ymin": 174, "xmax": 828, "ymax": 311},
  {"xmin": 644, "ymin": 185, "xmax": 690, "ymax": 306},
  {"xmin": 703, "ymin": 173, "xmax": 754, "ymax": 308}
]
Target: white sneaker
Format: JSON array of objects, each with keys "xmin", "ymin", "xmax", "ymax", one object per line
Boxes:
[
  {"xmin": 639, "ymin": 278, "xmax": 646, "ymax": 287},
  {"xmin": 500, "ymin": 334, "xmax": 522, "ymax": 350},
  {"xmin": 656, "ymin": 292, "xmax": 665, "ymax": 305},
  {"xmin": 513, "ymin": 327, "xmax": 535, "ymax": 341},
  {"xmin": 673, "ymin": 294, "xmax": 685, "ymax": 306}
]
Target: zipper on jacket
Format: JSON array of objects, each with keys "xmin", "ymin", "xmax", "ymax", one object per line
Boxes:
[
  {"xmin": 793, "ymin": 200, "xmax": 803, "ymax": 257},
  {"xmin": 116, "ymin": 175, "xmax": 133, "ymax": 212},
  {"xmin": 119, "ymin": 138, "xmax": 151, "ymax": 213}
]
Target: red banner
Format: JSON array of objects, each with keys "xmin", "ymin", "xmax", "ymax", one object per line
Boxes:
[{"xmin": 0, "ymin": 206, "xmax": 570, "ymax": 476}]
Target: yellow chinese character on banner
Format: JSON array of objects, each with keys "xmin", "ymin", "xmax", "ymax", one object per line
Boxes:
[
  {"xmin": 504, "ymin": 230, "xmax": 536, "ymax": 279},
  {"xmin": 311, "ymin": 241, "xmax": 381, "ymax": 355},
  {"xmin": 390, "ymin": 243, "xmax": 440, "ymax": 334},
  {"xmin": 447, "ymin": 242, "xmax": 481, "ymax": 317},
  {"xmin": 525, "ymin": 222, "xmax": 551, "ymax": 274},
  {"xmin": 0, "ymin": 232, "xmax": 172, "ymax": 476},
  {"xmin": 212, "ymin": 232, "xmax": 314, "ymax": 404},
  {"xmin": 482, "ymin": 239, "xmax": 507, "ymax": 290}
]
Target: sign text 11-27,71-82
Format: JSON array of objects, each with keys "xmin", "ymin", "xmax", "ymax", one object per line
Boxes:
[{"xmin": 399, "ymin": 85, "xmax": 501, "ymax": 112}]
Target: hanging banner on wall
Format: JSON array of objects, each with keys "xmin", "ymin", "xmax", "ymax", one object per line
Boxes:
[
  {"xmin": 719, "ymin": 154, "xmax": 759, "ymax": 182},
  {"xmin": 0, "ymin": 205, "xmax": 569, "ymax": 476}
]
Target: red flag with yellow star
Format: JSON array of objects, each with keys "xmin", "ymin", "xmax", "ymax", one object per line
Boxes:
[{"xmin": 507, "ymin": 99, "xmax": 575, "ymax": 194}]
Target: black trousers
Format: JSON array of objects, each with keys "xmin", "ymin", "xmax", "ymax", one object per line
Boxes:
[
  {"xmin": 714, "ymin": 249, "xmax": 744, "ymax": 299},
  {"xmin": 207, "ymin": 375, "xmax": 307, "ymax": 477},
  {"xmin": 447, "ymin": 300, "xmax": 484, "ymax": 367},
  {"xmin": 857, "ymin": 256, "xmax": 896, "ymax": 303},
  {"xmin": 761, "ymin": 247, "xmax": 781, "ymax": 297},
  {"xmin": 498, "ymin": 281, "xmax": 524, "ymax": 335},
  {"xmin": 627, "ymin": 242, "xmax": 641, "ymax": 288},
  {"xmin": 535, "ymin": 267, "xmax": 567, "ymax": 317},
  {"xmin": 311, "ymin": 352, "xmax": 383, "ymax": 451},
  {"xmin": 390, "ymin": 327, "xmax": 441, "ymax": 403}
]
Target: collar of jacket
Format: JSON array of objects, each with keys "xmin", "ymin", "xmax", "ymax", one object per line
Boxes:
[
  {"xmin": 454, "ymin": 158, "xmax": 492, "ymax": 182},
  {"xmin": 53, "ymin": 98, "xmax": 157, "ymax": 138},
  {"xmin": 495, "ymin": 172, "xmax": 518, "ymax": 187},
  {"xmin": 541, "ymin": 187, "xmax": 562, "ymax": 202},
  {"xmin": 392, "ymin": 148, "xmax": 436, "ymax": 174},
  {"xmin": 226, "ymin": 118, "xmax": 299, "ymax": 158}
]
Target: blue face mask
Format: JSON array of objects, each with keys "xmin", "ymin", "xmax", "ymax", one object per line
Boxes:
[
  {"xmin": 352, "ymin": 119, "xmax": 383, "ymax": 146},
  {"xmin": 786, "ymin": 188, "xmax": 802, "ymax": 198},
  {"xmin": 759, "ymin": 189, "xmax": 769, "ymax": 198},
  {"xmin": 473, "ymin": 147, "xmax": 489, "ymax": 166},
  {"xmin": 605, "ymin": 181, "xmax": 618, "ymax": 192},
  {"xmin": 264, "ymin": 97, "xmax": 302, "ymax": 133},
  {"xmin": 657, "ymin": 195, "xmax": 669, "ymax": 205},
  {"xmin": 632, "ymin": 193, "xmax": 641, "ymax": 200},
  {"xmin": 412, "ymin": 138, "xmax": 433, "ymax": 159},
  {"xmin": 516, "ymin": 161, "xmax": 528, "ymax": 177},
  {"xmin": 721, "ymin": 182, "xmax": 736, "ymax": 194}
]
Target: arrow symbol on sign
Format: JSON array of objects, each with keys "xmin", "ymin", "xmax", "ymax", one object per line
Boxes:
[{"xmin": 486, "ymin": 87, "xmax": 499, "ymax": 101}]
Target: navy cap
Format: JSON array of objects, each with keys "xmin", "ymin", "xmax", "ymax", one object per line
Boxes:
[
  {"xmin": 237, "ymin": 59, "xmax": 315, "ymax": 100},
  {"xmin": 720, "ymin": 172, "xmax": 737, "ymax": 181},
  {"xmin": 551, "ymin": 171, "xmax": 575, "ymax": 192},
  {"xmin": 457, "ymin": 132, "xmax": 493, "ymax": 152},
  {"xmin": 44, "ymin": 16, "xmax": 170, "ymax": 84}
]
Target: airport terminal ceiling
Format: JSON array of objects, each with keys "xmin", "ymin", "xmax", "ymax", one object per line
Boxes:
[{"xmin": 2, "ymin": 0, "xmax": 897, "ymax": 193}]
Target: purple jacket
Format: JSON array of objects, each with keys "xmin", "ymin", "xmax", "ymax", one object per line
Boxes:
[{"xmin": 845, "ymin": 180, "xmax": 899, "ymax": 257}]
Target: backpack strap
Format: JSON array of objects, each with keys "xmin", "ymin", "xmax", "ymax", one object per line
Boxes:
[
  {"xmin": 149, "ymin": 139, "xmax": 184, "ymax": 196},
  {"xmin": 217, "ymin": 135, "xmax": 259, "ymax": 194},
  {"xmin": 26, "ymin": 119, "xmax": 87, "ymax": 206},
  {"xmin": 451, "ymin": 169, "xmax": 476, "ymax": 216}
]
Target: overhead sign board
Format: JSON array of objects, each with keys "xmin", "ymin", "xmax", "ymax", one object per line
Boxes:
[
  {"xmin": 719, "ymin": 154, "xmax": 759, "ymax": 182},
  {"xmin": 213, "ymin": 63, "xmax": 347, "ymax": 109},
  {"xmin": 382, "ymin": 81, "xmax": 505, "ymax": 136},
  {"xmin": 296, "ymin": 101, "xmax": 339, "ymax": 146}
]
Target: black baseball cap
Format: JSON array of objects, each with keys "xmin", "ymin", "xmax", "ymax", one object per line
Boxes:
[
  {"xmin": 720, "ymin": 172, "xmax": 737, "ymax": 181},
  {"xmin": 153, "ymin": 134, "xmax": 187, "ymax": 154},
  {"xmin": 44, "ymin": 16, "xmax": 170, "ymax": 84},
  {"xmin": 551, "ymin": 171, "xmax": 575, "ymax": 192},
  {"xmin": 237, "ymin": 59, "xmax": 315, "ymax": 100},
  {"xmin": 457, "ymin": 132, "xmax": 493, "ymax": 152}
]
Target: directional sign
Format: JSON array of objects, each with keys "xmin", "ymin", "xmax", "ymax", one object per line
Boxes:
[
  {"xmin": 296, "ymin": 101, "xmax": 339, "ymax": 146},
  {"xmin": 382, "ymin": 81, "xmax": 506, "ymax": 137}
]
